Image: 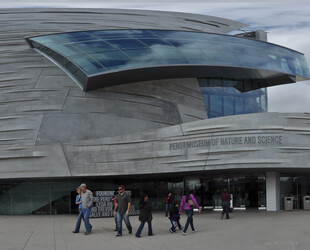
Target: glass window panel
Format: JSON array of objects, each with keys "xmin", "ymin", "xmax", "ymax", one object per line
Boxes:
[
  {"xmin": 235, "ymin": 97, "xmax": 244, "ymax": 114},
  {"xmin": 70, "ymin": 55, "xmax": 105, "ymax": 74},
  {"xmin": 151, "ymin": 47, "xmax": 186, "ymax": 60},
  {"xmin": 106, "ymin": 39, "xmax": 147, "ymax": 49},
  {"xmin": 166, "ymin": 39, "xmax": 199, "ymax": 49},
  {"xmin": 126, "ymin": 30, "xmax": 157, "ymax": 38},
  {"xmin": 87, "ymin": 30, "xmax": 128, "ymax": 39},
  {"xmin": 52, "ymin": 32, "xmax": 94, "ymax": 43},
  {"xmin": 123, "ymin": 48, "xmax": 166, "ymax": 65},
  {"xmin": 71, "ymin": 40, "xmax": 117, "ymax": 53},
  {"xmin": 224, "ymin": 96, "xmax": 234, "ymax": 116},
  {"xmin": 89, "ymin": 51, "xmax": 133, "ymax": 70},
  {"xmin": 52, "ymin": 44, "xmax": 83, "ymax": 57},
  {"xmin": 180, "ymin": 49, "xmax": 209, "ymax": 64},
  {"xmin": 138, "ymin": 38, "xmax": 173, "ymax": 47},
  {"xmin": 28, "ymin": 29, "xmax": 310, "ymax": 91},
  {"xmin": 210, "ymin": 94, "xmax": 223, "ymax": 116}
]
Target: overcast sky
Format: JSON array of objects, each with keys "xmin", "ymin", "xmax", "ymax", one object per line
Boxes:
[{"xmin": 1, "ymin": 0, "xmax": 310, "ymax": 113}]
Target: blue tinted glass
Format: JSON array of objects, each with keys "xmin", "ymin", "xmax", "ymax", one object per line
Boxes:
[
  {"xmin": 199, "ymin": 79, "xmax": 268, "ymax": 118},
  {"xmin": 106, "ymin": 39, "xmax": 147, "ymax": 49},
  {"xmin": 53, "ymin": 32, "xmax": 94, "ymax": 43},
  {"xmin": 166, "ymin": 39, "xmax": 199, "ymax": 49},
  {"xmin": 71, "ymin": 40, "xmax": 116, "ymax": 53},
  {"xmin": 138, "ymin": 39, "xmax": 173, "ymax": 47},
  {"xmin": 28, "ymin": 29, "xmax": 310, "ymax": 90},
  {"xmin": 69, "ymin": 55, "xmax": 105, "ymax": 75},
  {"xmin": 180, "ymin": 49, "xmax": 209, "ymax": 64},
  {"xmin": 123, "ymin": 48, "xmax": 166, "ymax": 64},
  {"xmin": 125, "ymin": 30, "xmax": 157, "ymax": 38},
  {"xmin": 152, "ymin": 47, "xmax": 186, "ymax": 60},
  {"xmin": 87, "ymin": 30, "xmax": 128, "ymax": 39},
  {"xmin": 89, "ymin": 51, "xmax": 132, "ymax": 70}
]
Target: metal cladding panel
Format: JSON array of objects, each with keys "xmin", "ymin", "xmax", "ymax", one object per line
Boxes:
[
  {"xmin": 60, "ymin": 113, "xmax": 310, "ymax": 177},
  {"xmin": 0, "ymin": 8, "xmax": 246, "ymax": 34}
]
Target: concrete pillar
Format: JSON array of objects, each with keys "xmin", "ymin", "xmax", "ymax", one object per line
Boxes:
[{"xmin": 266, "ymin": 171, "xmax": 280, "ymax": 211}]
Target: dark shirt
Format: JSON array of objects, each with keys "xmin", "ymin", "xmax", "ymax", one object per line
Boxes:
[
  {"xmin": 221, "ymin": 192, "xmax": 231, "ymax": 203},
  {"xmin": 169, "ymin": 206, "xmax": 180, "ymax": 221},
  {"xmin": 116, "ymin": 192, "xmax": 131, "ymax": 213},
  {"xmin": 139, "ymin": 200, "xmax": 152, "ymax": 222}
]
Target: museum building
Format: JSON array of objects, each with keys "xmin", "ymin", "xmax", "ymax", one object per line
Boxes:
[{"xmin": 0, "ymin": 8, "xmax": 310, "ymax": 215}]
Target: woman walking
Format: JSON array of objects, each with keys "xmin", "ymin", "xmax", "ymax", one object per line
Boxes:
[
  {"xmin": 72, "ymin": 187, "xmax": 84, "ymax": 233},
  {"xmin": 179, "ymin": 190, "xmax": 200, "ymax": 236},
  {"xmin": 164, "ymin": 192, "xmax": 173, "ymax": 217},
  {"xmin": 135, "ymin": 194, "xmax": 153, "ymax": 238}
]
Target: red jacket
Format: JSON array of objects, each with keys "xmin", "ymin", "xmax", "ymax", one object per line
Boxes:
[{"xmin": 221, "ymin": 192, "xmax": 231, "ymax": 203}]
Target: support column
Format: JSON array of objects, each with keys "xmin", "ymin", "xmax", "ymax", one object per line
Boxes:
[{"xmin": 266, "ymin": 171, "xmax": 280, "ymax": 211}]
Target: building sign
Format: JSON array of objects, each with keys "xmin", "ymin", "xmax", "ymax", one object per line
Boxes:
[
  {"xmin": 169, "ymin": 135, "xmax": 283, "ymax": 150},
  {"xmin": 90, "ymin": 191, "xmax": 140, "ymax": 218}
]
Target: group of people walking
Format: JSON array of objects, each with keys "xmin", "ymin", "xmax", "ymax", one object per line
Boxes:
[{"xmin": 73, "ymin": 183, "xmax": 231, "ymax": 237}]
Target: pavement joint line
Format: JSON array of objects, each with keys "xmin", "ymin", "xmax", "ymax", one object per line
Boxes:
[{"xmin": 22, "ymin": 227, "xmax": 35, "ymax": 250}]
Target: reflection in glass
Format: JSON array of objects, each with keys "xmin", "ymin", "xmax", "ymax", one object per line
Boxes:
[
  {"xmin": 27, "ymin": 29, "xmax": 310, "ymax": 90},
  {"xmin": 199, "ymin": 78, "xmax": 268, "ymax": 118}
]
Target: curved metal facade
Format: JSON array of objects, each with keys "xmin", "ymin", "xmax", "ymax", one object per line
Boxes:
[{"xmin": 0, "ymin": 9, "xmax": 310, "ymax": 214}]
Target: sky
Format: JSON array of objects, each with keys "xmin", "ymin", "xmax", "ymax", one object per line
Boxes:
[{"xmin": 1, "ymin": 0, "xmax": 310, "ymax": 113}]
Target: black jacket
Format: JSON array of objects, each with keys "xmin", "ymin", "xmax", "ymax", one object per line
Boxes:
[
  {"xmin": 169, "ymin": 206, "xmax": 180, "ymax": 220},
  {"xmin": 139, "ymin": 200, "xmax": 152, "ymax": 222}
]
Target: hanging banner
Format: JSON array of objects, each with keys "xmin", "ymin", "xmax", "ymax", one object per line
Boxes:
[{"xmin": 90, "ymin": 191, "xmax": 139, "ymax": 218}]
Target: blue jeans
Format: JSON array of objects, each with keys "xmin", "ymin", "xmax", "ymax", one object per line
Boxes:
[
  {"xmin": 135, "ymin": 221, "xmax": 152, "ymax": 237},
  {"xmin": 222, "ymin": 202, "xmax": 230, "ymax": 219},
  {"xmin": 183, "ymin": 209, "xmax": 194, "ymax": 233},
  {"xmin": 165, "ymin": 203, "xmax": 172, "ymax": 216},
  {"xmin": 82, "ymin": 207, "xmax": 92, "ymax": 232},
  {"xmin": 170, "ymin": 219, "xmax": 177, "ymax": 232},
  {"xmin": 74, "ymin": 208, "xmax": 84, "ymax": 232},
  {"xmin": 170, "ymin": 217, "xmax": 183, "ymax": 231},
  {"xmin": 114, "ymin": 214, "xmax": 118, "ymax": 230},
  {"xmin": 116, "ymin": 211, "xmax": 132, "ymax": 235}
]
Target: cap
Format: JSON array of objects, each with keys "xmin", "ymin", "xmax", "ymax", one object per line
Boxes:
[{"xmin": 79, "ymin": 183, "xmax": 87, "ymax": 188}]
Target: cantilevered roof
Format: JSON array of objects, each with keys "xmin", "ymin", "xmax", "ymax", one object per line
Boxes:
[{"xmin": 26, "ymin": 29, "xmax": 310, "ymax": 92}]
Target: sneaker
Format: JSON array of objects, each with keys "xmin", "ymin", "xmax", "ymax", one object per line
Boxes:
[
  {"xmin": 169, "ymin": 228, "xmax": 173, "ymax": 233},
  {"xmin": 116, "ymin": 234, "xmax": 122, "ymax": 237},
  {"xmin": 192, "ymin": 230, "xmax": 197, "ymax": 233},
  {"xmin": 84, "ymin": 231, "xmax": 92, "ymax": 235},
  {"xmin": 72, "ymin": 231, "xmax": 79, "ymax": 233},
  {"xmin": 182, "ymin": 232, "xmax": 186, "ymax": 236},
  {"xmin": 221, "ymin": 215, "xmax": 224, "ymax": 219},
  {"xmin": 135, "ymin": 235, "xmax": 141, "ymax": 238}
]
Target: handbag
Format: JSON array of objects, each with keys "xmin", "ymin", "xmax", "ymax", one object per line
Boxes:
[{"xmin": 188, "ymin": 199, "xmax": 195, "ymax": 208}]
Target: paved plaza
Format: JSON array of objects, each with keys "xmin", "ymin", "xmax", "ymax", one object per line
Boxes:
[{"xmin": 1, "ymin": 210, "xmax": 310, "ymax": 250}]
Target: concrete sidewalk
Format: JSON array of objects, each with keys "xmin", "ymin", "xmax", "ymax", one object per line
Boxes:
[{"xmin": 1, "ymin": 210, "xmax": 310, "ymax": 250}]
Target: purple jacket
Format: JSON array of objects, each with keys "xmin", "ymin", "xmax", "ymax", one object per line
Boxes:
[{"xmin": 179, "ymin": 194, "xmax": 200, "ymax": 212}]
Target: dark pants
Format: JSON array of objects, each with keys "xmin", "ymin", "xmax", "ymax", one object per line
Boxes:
[
  {"xmin": 222, "ymin": 202, "xmax": 230, "ymax": 219},
  {"xmin": 73, "ymin": 208, "xmax": 84, "ymax": 232},
  {"xmin": 183, "ymin": 209, "xmax": 194, "ymax": 233},
  {"xmin": 135, "ymin": 221, "xmax": 152, "ymax": 237},
  {"xmin": 116, "ymin": 211, "xmax": 132, "ymax": 235},
  {"xmin": 169, "ymin": 217, "xmax": 183, "ymax": 231},
  {"xmin": 165, "ymin": 203, "xmax": 172, "ymax": 216}
]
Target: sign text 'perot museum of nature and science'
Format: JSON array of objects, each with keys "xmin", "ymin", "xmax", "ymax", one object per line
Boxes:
[{"xmin": 169, "ymin": 135, "xmax": 283, "ymax": 150}]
